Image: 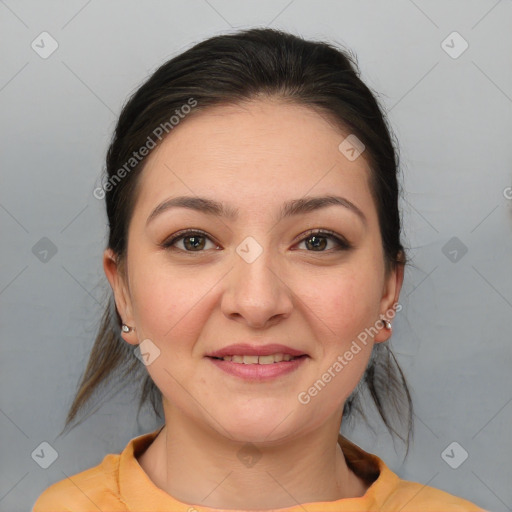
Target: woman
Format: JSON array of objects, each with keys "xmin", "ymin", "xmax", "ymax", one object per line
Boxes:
[{"xmin": 32, "ymin": 28, "xmax": 486, "ymax": 511}]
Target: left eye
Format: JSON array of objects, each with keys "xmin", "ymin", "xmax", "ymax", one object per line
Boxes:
[{"xmin": 295, "ymin": 230, "xmax": 351, "ymax": 252}]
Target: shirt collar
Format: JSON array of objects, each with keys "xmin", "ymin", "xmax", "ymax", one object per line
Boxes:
[{"xmin": 118, "ymin": 426, "xmax": 400, "ymax": 511}]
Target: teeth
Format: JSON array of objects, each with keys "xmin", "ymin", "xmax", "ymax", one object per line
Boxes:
[{"xmin": 219, "ymin": 353, "xmax": 299, "ymax": 364}]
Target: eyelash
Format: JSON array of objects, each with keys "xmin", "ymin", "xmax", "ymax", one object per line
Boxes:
[{"xmin": 160, "ymin": 228, "xmax": 352, "ymax": 253}]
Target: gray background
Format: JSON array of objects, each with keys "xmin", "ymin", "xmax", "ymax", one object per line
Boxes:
[{"xmin": 1, "ymin": 1, "xmax": 511, "ymax": 511}]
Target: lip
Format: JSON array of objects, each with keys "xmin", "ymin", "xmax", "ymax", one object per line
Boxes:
[
  {"xmin": 205, "ymin": 343, "xmax": 307, "ymax": 358},
  {"xmin": 207, "ymin": 354, "xmax": 308, "ymax": 381}
]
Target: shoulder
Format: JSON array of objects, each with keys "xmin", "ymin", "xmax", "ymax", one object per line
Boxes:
[
  {"xmin": 381, "ymin": 475, "xmax": 487, "ymax": 511},
  {"xmin": 32, "ymin": 453, "xmax": 127, "ymax": 512},
  {"xmin": 32, "ymin": 427, "xmax": 163, "ymax": 512},
  {"xmin": 339, "ymin": 435, "xmax": 486, "ymax": 511}
]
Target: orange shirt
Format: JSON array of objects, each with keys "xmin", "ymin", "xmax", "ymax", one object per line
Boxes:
[{"xmin": 32, "ymin": 427, "xmax": 486, "ymax": 512}]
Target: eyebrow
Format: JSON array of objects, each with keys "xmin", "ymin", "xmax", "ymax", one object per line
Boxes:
[{"xmin": 146, "ymin": 194, "xmax": 367, "ymax": 226}]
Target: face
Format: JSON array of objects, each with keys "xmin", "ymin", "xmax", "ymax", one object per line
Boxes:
[{"xmin": 104, "ymin": 99, "xmax": 403, "ymax": 443}]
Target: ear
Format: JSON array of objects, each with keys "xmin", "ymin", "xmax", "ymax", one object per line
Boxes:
[
  {"xmin": 103, "ymin": 248, "xmax": 138, "ymax": 346},
  {"xmin": 373, "ymin": 260, "xmax": 404, "ymax": 343}
]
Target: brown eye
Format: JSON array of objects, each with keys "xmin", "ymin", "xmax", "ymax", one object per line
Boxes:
[
  {"xmin": 181, "ymin": 235, "xmax": 206, "ymax": 251},
  {"xmin": 161, "ymin": 230, "xmax": 218, "ymax": 252},
  {"xmin": 297, "ymin": 230, "xmax": 351, "ymax": 252}
]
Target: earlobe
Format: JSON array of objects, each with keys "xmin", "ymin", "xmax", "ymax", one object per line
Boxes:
[
  {"xmin": 120, "ymin": 323, "xmax": 138, "ymax": 345},
  {"xmin": 103, "ymin": 249, "xmax": 138, "ymax": 345},
  {"xmin": 374, "ymin": 316, "xmax": 393, "ymax": 344}
]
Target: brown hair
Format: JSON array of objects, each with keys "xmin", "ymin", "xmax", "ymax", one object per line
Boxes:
[{"xmin": 61, "ymin": 27, "xmax": 413, "ymax": 450}]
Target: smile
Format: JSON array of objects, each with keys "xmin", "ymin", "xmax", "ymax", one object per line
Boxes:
[
  {"xmin": 206, "ymin": 354, "xmax": 308, "ymax": 380},
  {"xmin": 210, "ymin": 353, "xmax": 302, "ymax": 364}
]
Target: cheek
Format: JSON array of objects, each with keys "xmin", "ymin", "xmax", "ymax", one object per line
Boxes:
[
  {"xmin": 290, "ymin": 263, "xmax": 380, "ymax": 407},
  {"xmin": 296, "ymin": 263, "xmax": 381, "ymax": 343},
  {"xmin": 127, "ymin": 262, "xmax": 210, "ymax": 396},
  {"xmin": 128, "ymin": 254, "xmax": 224, "ymax": 350},
  {"xmin": 295, "ymin": 271, "xmax": 377, "ymax": 413},
  {"xmin": 131, "ymin": 280, "xmax": 177, "ymax": 339}
]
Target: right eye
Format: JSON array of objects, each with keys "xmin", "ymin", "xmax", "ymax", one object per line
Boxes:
[{"xmin": 160, "ymin": 229, "xmax": 220, "ymax": 252}]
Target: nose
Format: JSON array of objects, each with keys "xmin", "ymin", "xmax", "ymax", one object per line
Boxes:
[{"xmin": 221, "ymin": 241, "xmax": 293, "ymax": 329}]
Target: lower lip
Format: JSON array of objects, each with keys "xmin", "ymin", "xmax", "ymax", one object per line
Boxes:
[{"xmin": 206, "ymin": 355, "xmax": 308, "ymax": 381}]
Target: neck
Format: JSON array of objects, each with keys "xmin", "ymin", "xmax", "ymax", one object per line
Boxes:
[{"xmin": 138, "ymin": 407, "xmax": 369, "ymax": 510}]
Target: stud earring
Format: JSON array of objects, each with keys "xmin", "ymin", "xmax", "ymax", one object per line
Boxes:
[
  {"xmin": 383, "ymin": 320, "xmax": 392, "ymax": 330},
  {"xmin": 121, "ymin": 324, "xmax": 133, "ymax": 333}
]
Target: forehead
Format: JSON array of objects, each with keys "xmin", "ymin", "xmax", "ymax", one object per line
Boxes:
[{"xmin": 134, "ymin": 99, "xmax": 376, "ymax": 223}]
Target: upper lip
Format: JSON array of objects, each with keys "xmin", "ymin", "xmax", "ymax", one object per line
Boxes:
[{"xmin": 206, "ymin": 343, "xmax": 308, "ymax": 358}]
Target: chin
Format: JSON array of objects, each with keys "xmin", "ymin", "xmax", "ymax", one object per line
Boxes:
[{"xmin": 214, "ymin": 407, "xmax": 302, "ymax": 445}]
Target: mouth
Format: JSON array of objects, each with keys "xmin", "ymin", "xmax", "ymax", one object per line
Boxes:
[
  {"xmin": 206, "ymin": 353, "xmax": 309, "ymax": 381},
  {"xmin": 207, "ymin": 354, "xmax": 308, "ymax": 364},
  {"xmin": 205, "ymin": 343, "xmax": 308, "ymax": 360}
]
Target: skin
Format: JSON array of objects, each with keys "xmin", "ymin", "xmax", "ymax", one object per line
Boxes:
[{"xmin": 104, "ymin": 98, "xmax": 404, "ymax": 510}]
